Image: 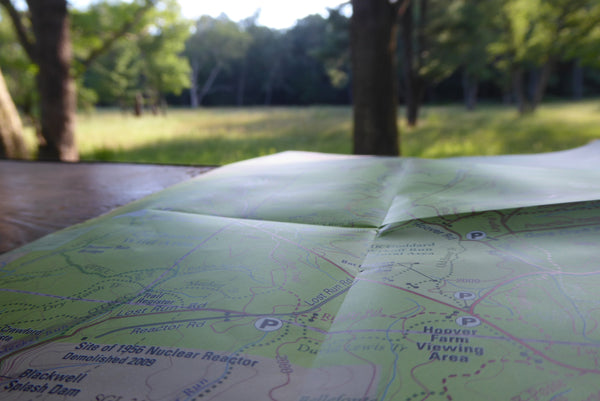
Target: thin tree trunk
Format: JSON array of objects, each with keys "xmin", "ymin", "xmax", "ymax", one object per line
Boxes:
[
  {"xmin": 237, "ymin": 58, "xmax": 246, "ymax": 106},
  {"xmin": 572, "ymin": 59, "xmax": 583, "ymax": 100},
  {"xmin": 189, "ymin": 59, "xmax": 200, "ymax": 108},
  {"xmin": 28, "ymin": 0, "xmax": 78, "ymax": 161},
  {"xmin": 264, "ymin": 79, "xmax": 273, "ymax": 106},
  {"xmin": 0, "ymin": 67, "xmax": 27, "ymax": 159},
  {"xmin": 264, "ymin": 61, "xmax": 279, "ymax": 106},
  {"xmin": 350, "ymin": 0, "xmax": 399, "ymax": 156},
  {"xmin": 134, "ymin": 92, "xmax": 143, "ymax": 116},
  {"xmin": 401, "ymin": 0, "xmax": 425, "ymax": 127},
  {"xmin": 512, "ymin": 67, "xmax": 530, "ymax": 114},
  {"xmin": 197, "ymin": 62, "xmax": 223, "ymax": 106},
  {"xmin": 462, "ymin": 70, "xmax": 478, "ymax": 111},
  {"xmin": 532, "ymin": 62, "xmax": 551, "ymax": 110}
]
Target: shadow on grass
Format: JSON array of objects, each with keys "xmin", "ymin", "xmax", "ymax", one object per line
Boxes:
[
  {"xmin": 81, "ymin": 126, "xmax": 353, "ymax": 166},
  {"xmin": 80, "ymin": 102, "xmax": 600, "ymax": 164}
]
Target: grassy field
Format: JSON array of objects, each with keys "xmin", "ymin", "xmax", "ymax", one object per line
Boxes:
[{"xmin": 22, "ymin": 100, "xmax": 600, "ymax": 165}]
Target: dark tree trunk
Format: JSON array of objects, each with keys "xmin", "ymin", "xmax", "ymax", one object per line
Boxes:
[
  {"xmin": 0, "ymin": 67, "xmax": 27, "ymax": 159},
  {"xmin": 531, "ymin": 61, "xmax": 552, "ymax": 111},
  {"xmin": 462, "ymin": 70, "xmax": 478, "ymax": 111},
  {"xmin": 401, "ymin": 0, "xmax": 426, "ymax": 127},
  {"xmin": 134, "ymin": 92, "xmax": 143, "ymax": 116},
  {"xmin": 264, "ymin": 61, "xmax": 280, "ymax": 106},
  {"xmin": 511, "ymin": 67, "xmax": 530, "ymax": 114},
  {"xmin": 350, "ymin": 0, "xmax": 399, "ymax": 156},
  {"xmin": 28, "ymin": 0, "xmax": 78, "ymax": 161},
  {"xmin": 572, "ymin": 59, "xmax": 583, "ymax": 100},
  {"xmin": 237, "ymin": 58, "xmax": 247, "ymax": 106}
]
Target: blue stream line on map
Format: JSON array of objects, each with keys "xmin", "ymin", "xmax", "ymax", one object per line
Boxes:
[
  {"xmin": 477, "ymin": 293, "xmax": 515, "ymax": 316},
  {"xmin": 550, "ymin": 389, "xmax": 571, "ymax": 400},
  {"xmin": 304, "ymin": 252, "xmax": 337, "ymax": 280},
  {"xmin": 548, "ymin": 275, "xmax": 597, "ymax": 343},
  {"xmin": 182, "ymin": 331, "xmax": 269, "ymax": 401},
  {"xmin": 380, "ymin": 299, "xmax": 421, "ymax": 401}
]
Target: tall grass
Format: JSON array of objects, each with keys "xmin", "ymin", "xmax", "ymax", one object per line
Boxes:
[{"xmin": 23, "ymin": 101, "xmax": 600, "ymax": 165}]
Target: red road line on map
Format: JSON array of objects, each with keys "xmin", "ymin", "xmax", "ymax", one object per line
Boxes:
[
  {"xmin": 358, "ymin": 277, "xmax": 600, "ymax": 375},
  {"xmin": 410, "ymin": 360, "xmax": 435, "ymax": 400},
  {"xmin": 357, "ymin": 278, "xmax": 465, "ymax": 312},
  {"xmin": 268, "ymin": 369, "xmax": 291, "ymax": 401},
  {"xmin": 341, "ymin": 337, "xmax": 378, "ymax": 399},
  {"xmin": 494, "ymin": 222, "xmax": 600, "ymax": 239},
  {"xmin": 469, "ymin": 270, "xmax": 600, "ymax": 314},
  {"xmin": 236, "ymin": 220, "xmax": 357, "ymax": 278}
]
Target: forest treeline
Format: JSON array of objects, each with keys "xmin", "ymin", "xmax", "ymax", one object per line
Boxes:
[
  {"xmin": 1, "ymin": 0, "xmax": 600, "ymax": 160},
  {"xmin": 2, "ymin": 0, "xmax": 600, "ymax": 117}
]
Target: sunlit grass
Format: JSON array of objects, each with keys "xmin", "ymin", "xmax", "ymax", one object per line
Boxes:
[
  {"xmin": 403, "ymin": 101, "xmax": 600, "ymax": 158},
  {"xmin": 23, "ymin": 100, "xmax": 600, "ymax": 165},
  {"xmin": 74, "ymin": 107, "xmax": 353, "ymax": 165}
]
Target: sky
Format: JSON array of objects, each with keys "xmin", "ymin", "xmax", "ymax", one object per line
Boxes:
[{"xmin": 68, "ymin": 0, "xmax": 349, "ymax": 30}]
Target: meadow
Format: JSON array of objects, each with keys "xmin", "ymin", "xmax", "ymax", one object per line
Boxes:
[{"xmin": 23, "ymin": 100, "xmax": 600, "ymax": 165}]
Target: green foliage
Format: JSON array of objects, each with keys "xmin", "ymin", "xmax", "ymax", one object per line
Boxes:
[
  {"xmin": 71, "ymin": 0, "xmax": 151, "ymax": 71},
  {"xmin": 317, "ymin": 6, "xmax": 350, "ymax": 89},
  {"xmin": 443, "ymin": 1, "xmax": 496, "ymax": 80},
  {"xmin": 78, "ymin": 0, "xmax": 191, "ymax": 108},
  {"xmin": 185, "ymin": 15, "xmax": 250, "ymax": 75},
  {"xmin": 488, "ymin": 0, "xmax": 600, "ymax": 71},
  {"xmin": 183, "ymin": 12, "xmax": 348, "ymax": 106},
  {"xmin": 84, "ymin": 40, "xmax": 140, "ymax": 105},
  {"xmin": 137, "ymin": 0, "xmax": 191, "ymax": 97},
  {"xmin": 411, "ymin": 0, "xmax": 464, "ymax": 84}
]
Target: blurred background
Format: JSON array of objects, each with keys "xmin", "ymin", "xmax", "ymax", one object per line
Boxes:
[{"xmin": 1, "ymin": 0, "xmax": 600, "ymax": 164}]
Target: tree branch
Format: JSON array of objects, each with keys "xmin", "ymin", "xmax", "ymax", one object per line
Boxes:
[
  {"xmin": 393, "ymin": 0, "xmax": 411, "ymax": 19},
  {"xmin": 77, "ymin": 0, "xmax": 156, "ymax": 75},
  {"xmin": 0, "ymin": 0, "xmax": 35, "ymax": 61}
]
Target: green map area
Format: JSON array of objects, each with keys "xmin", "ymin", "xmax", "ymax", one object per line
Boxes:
[{"xmin": 2, "ymin": 143, "xmax": 600, "ymax": 401}]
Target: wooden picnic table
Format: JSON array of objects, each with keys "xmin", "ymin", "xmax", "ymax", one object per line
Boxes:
[{"xmin": 0, "ymin": 160, "xmax": 215, "ymax": 253}]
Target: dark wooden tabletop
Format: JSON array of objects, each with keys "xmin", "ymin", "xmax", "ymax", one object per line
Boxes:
[{"xmin": 0, "ymin": 160, "xmax": 215, "ymax": 253}]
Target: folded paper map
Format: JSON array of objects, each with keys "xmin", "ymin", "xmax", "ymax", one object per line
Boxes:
[{"xmin": 2, "ymin": 142, "xmax": 600, "ymax": 401}]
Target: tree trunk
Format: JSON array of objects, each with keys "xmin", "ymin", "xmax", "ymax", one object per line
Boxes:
[
  {"xmin": 0, "ymin": 67, "xmax": 27, "ymax": 159},
  {"xmin": 572, "ymin": 59, "xmax": 583, "ymax": 100},
  {"xmin": 28, "ymin": 0, "xmax": 78, "ymax": 161},
  {"xmin": 531, "ymin": 61, "xmax": 552, "ymax": 111},
  {"xmin": 512, "ymin": 67, "xmax": 530, "ymax": 114},
  {"xmin": 237, "ymin": 58, "xmax": 246, "ymax": 106},
  {"xmin": 401, "ymin": 0, "xmax": 425, "ymax": 127},
  {"xmin": 462, "ymin": 70, "xmax": 478, "ymax": 111},
  {"xmin": 197, "ymin": 62, "xmax": 223, "ymax": 106},
  {"xmin": 134, "ymin": 92, "xmax": 144, "ymax": 116},
  {"xmin": 264, "ymin": 61, "xmax": 280, "ymax": 106},
  {"xmin": 189, "ymin": 59, "xmax": 200, "ymax": 108},
  {"xmin": 350, "ymin": 0, "xmax": 399, "ymax": 156}
]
